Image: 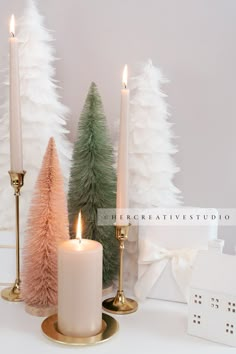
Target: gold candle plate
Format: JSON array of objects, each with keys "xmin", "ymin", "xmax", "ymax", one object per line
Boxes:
[{"xmin": 41, "ymin": 313, "xmax": 119, "ymax": 346}]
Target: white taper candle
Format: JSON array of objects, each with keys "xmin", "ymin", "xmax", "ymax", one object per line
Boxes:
[
  {"xmin": 116, "ymin": 65, "xmax": 129, "ymax": 215},
  {"xmin": 9, "ymin": 14, "xmax": 23, "ymax": 172}
]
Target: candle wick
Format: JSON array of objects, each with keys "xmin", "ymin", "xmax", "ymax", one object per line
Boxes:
[
  {"xmin": 10, "ymin": 32, "xmax": 15, "ymax": 38},
  {"xmin": 123, "ymin": 83, "xmax": 127, "ymax": 89}
]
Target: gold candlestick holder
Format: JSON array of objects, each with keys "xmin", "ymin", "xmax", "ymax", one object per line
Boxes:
[
  {"xmin": 1, "ymin": 171, "xmax": 26, "ymax": 302},
  {"xmin": 102, "ymin": 224, "xmax": 138, "ymax": 314}
]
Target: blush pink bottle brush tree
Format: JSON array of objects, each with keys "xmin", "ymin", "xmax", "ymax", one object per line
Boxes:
[{"xmin": 22, "ymin": 137, "xmax": 69, "ymax": 317}]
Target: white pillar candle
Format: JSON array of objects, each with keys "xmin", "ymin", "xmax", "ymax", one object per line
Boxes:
[
  {"xmin": 58, "ymin": 213, "xmax": 103, "ymax": 337},
  {"xmin": 116, "ymin": 65, "xmax": 129, "ymax": 215},
  {"xmin": 9, "ymin": 14, "xmax": 23, "ymax": 172}
]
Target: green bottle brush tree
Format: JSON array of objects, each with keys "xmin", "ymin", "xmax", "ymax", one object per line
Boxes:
[{"xmin": 68, "ymin": 82, "xmax": 118, "ymax": 288}]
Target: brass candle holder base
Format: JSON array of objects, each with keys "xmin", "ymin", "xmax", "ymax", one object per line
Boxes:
[
  {"xmin": 1, "ymin": 280, "xmax": 22, "ymax": 302},
  {"xmin": 102, "ymin": 224, "xmax": 138, "ymax": 315},
  {"xmin": 102, "ymin": 290, "xmax": 138, "ymax": 314},
  {"xmin": 41, "ymin": 313, "xmax": 119, "ymax": 346}
]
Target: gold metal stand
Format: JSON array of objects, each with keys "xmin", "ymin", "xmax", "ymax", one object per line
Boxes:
[
  {"xmin": 102, "ymin": 224, "xmax": 138, "ymax": 314},
  {"xmin": 41, "ymin": 313, "xmax": 119, "ymax": 346},
  {"xmin": 1, "ymin": 171, "xmax": 26, "ymax": 302}
]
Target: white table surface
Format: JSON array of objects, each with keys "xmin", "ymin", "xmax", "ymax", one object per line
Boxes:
[{"xmin": 0, "ymin": 289, "xmax": 231, "ymax": 354}]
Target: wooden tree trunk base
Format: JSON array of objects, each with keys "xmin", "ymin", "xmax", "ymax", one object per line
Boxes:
[{"xmin": 25, "ymin": 304, "xmax": 57, "ymax": 317}]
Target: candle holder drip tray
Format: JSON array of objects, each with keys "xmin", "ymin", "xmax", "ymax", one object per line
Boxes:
[{"xmin": 41, "ymin": 313, "xmax": 118, "ymax": 346}]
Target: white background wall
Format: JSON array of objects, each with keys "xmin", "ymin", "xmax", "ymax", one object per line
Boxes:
[{"xmin": 0, "ymin": 0, "xmax": 235, "ymax": 252}]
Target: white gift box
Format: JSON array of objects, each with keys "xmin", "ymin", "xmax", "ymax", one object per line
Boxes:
[{"xmin": 135, "ymin": 208, "xmax": 218, "ymax": 303}]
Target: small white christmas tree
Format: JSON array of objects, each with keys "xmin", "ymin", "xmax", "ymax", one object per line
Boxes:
[
  {"xmin": 0, "ymin": 0, "xmax": 72, "ymax": 230},
  {"xmin": 124, "ymin": 61, "xmax": 182, "ymax": 291},
  {"xmin": 129, "ymin": 59, "xmax": 182, "ymax": 208}
]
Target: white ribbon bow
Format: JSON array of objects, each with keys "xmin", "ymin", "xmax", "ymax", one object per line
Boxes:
[{"xmin": 134, "ymin": 239, "xmax": 198, "ymax": 302}]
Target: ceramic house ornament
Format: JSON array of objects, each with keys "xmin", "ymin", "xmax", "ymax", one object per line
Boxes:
[{"xmin": 188, "ymin": 240, "xmax": 236, "ymax": 347}]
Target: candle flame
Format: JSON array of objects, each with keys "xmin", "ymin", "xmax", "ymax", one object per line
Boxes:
[
  {"xmin": 10, "ymin": 14, "xmax": 15, "ymax": 37},
  {"xmin": 76, "ymin": 211, "xmax": 82, "ymax": 242},
  {"xmin": 122, "ymin": 65, "xmax": 128, "ymax": 88}
]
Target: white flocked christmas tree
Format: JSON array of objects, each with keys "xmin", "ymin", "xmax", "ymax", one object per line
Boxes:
[
  {"xmin": 0, "ymin": 0, "xmax": 72, "ymax": 231},
  {"xmin": 129, "ymin": 59, "xmax": 182, "ymax": 208},
  {"xmin": 123, "ymin": 60, "xmax": 182, "ymax": 291}
]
